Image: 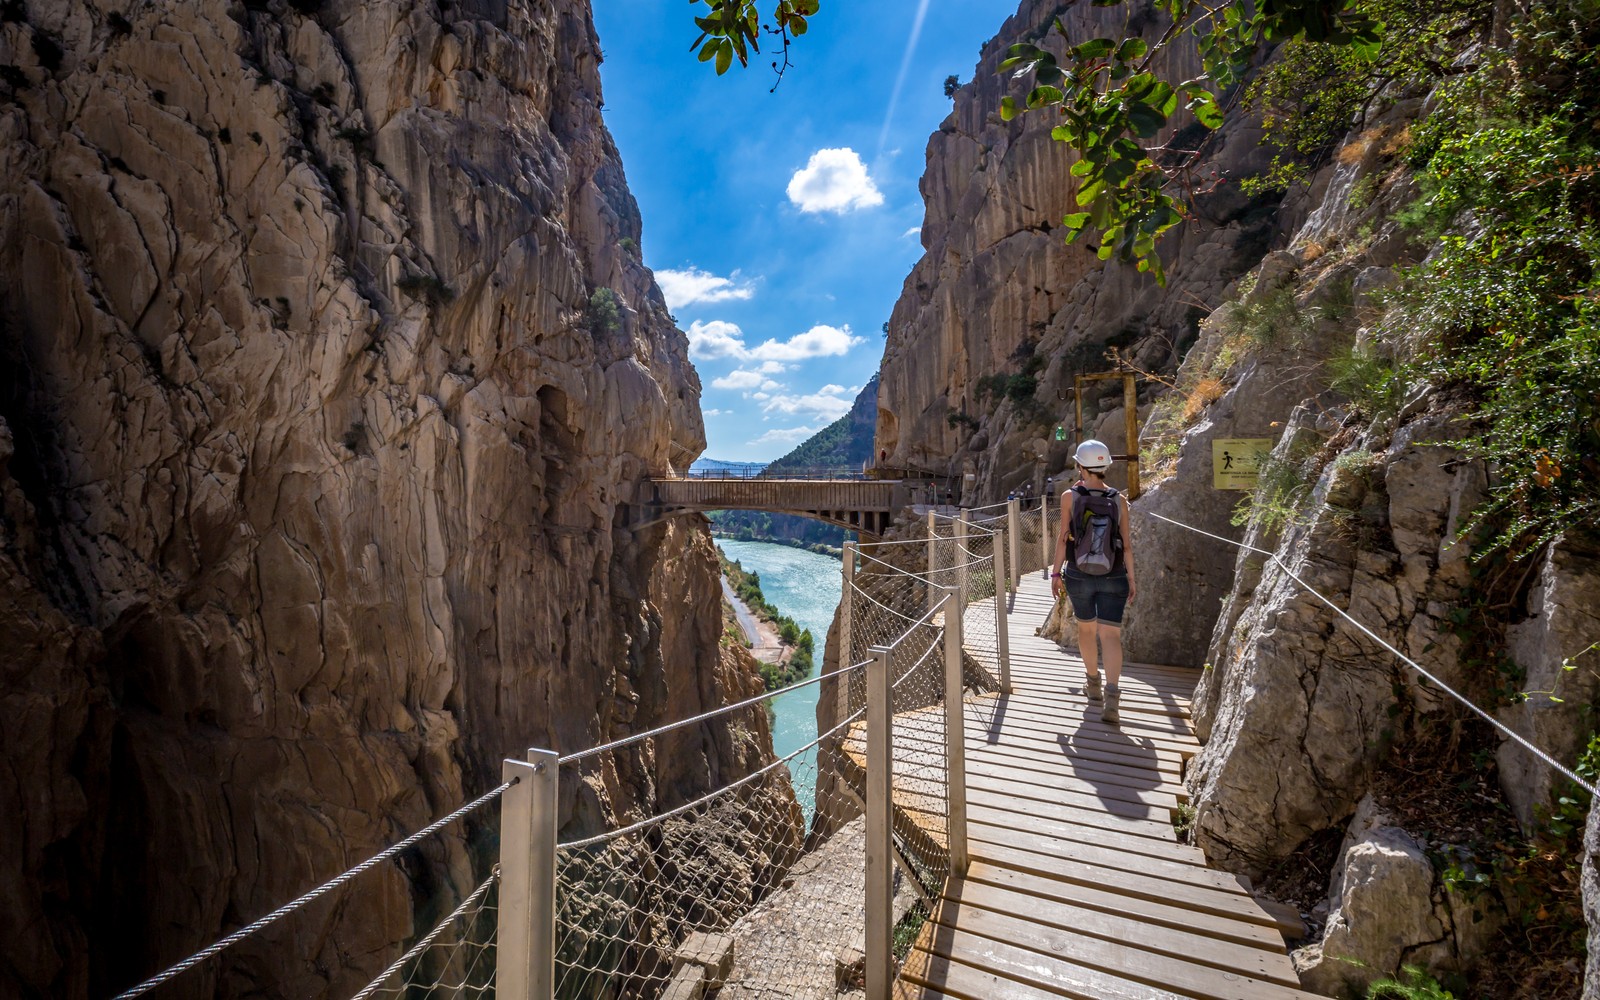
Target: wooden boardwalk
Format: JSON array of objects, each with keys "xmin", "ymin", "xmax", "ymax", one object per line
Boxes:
[{"xmin": 888, "ymin": 573, "xmax": 1323, "ymax": 1000}]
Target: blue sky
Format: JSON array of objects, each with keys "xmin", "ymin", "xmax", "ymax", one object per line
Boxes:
[{"xmin": 591, "ymin": 2, "xmax": 1009, "ymax": 462}]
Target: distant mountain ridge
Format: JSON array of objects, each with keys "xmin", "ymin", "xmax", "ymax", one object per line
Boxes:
[{"xmin": 707, "ymin": 377, "xmax": 878, "ymax": 549}]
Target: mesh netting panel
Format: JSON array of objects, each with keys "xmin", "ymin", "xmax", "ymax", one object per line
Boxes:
[
  {"xmin": 551, "ymin": 717, "xmax": 871, "ymax": 999},
  {"xmin": 1014, "ymin": 504, "xmax": 1050, "ymax": 578},
  {"xmin": 353, "ymin": 870, "xmax": 499, "ymax": 1000}
]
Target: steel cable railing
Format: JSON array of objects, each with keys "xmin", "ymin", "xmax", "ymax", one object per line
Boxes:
[
  {"xmin": 116, "ymin": 506, "xmax": 1026, "ymax": 1000},
  {"xmin": 1145, "ymin": 508, "xmax": 1600, "ymax": 799}
]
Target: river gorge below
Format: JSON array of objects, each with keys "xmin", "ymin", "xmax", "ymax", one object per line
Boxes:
[{"xmin": 714, "ymin": 539, "xmax": 842, "ymax": 816}]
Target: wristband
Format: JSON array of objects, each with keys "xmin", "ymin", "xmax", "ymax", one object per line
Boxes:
[{"xmin": 1051, "ymin": 571, "xmax": 1061, "ymax": 578}]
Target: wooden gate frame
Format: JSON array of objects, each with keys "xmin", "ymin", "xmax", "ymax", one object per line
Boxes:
[{"xmin": 1068, "ymin": 371, "xmax": 1142, "ymax": 500}]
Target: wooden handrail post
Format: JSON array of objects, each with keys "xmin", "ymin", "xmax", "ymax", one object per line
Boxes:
[
  {"xmin": 993, "ymin": 521, "xmax": 1011, "ymax": 695},
  {"xmin": 956, "ymin": 510, "xmax": 970, "ymax": 609},
  {"xmin": 498, "ymin": 748, "xmax": 558, "ymax": 1000},
  {"xmin": 866, "ymin": 645, "xmax": 893, "ymax": 1000},
  {"xmin": 1041, "ymin": 490, "xmax": 1052, "ymax": 579},
  {"xmin": 1006, "ymin": 497, "xmax": 1021, "ymax": 588},
  {"xmin": 942, "ymin": 587, "xmax": 970, "ymax": 873},
  {"xmin": 841, "ymin": 540, "xmax": 856, "ymax": 719}
]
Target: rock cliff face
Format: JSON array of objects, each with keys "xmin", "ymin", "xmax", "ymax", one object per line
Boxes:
[
  {"xmin": 878, "ymin": 0, "xmax": 1284, "ymax": 508},
  {"xmin": 878, "ymin": 0, "xmax": 1600, "ymax": 992},
  {"xmin": 0, "ymin": 2, "xmax": 768, "ymax": 997}
]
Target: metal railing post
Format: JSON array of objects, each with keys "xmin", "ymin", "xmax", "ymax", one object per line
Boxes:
[
  {"xmin": 926, "ymin": 509, "xmax": 938, "ymax": 614},
  {"xmin": 1041, "ymin": 491, "xmax": 1053, "ymax": 579},
  {"xmin": 841, "ymin": 540, "xmax": 856, "ymax": 720},
  {"xmin": 941, "ymin": 589, "xmax": 970, "ymax": 874},
  {"xmin": 992, "ymin": 522, "xmax": 1012, "ymax": 695},
  {"xmin": 498, "ymin": 748, "xmax": 558, "ymax": 1000},
  {"xmin": 866, "ymin": 645, "xmax": 893, "ymax": 1000},
  {"xmin": 1006, "ymin": 497, "xmax": 1021, "ymax": 589},
  {"xmin": 956, "ymin": 510, "xmax": 970, "ymax": 608}
]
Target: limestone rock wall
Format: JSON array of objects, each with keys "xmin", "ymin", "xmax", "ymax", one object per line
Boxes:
[
  {"xmin": 0, "ymin": 2, "xmax": 770, "ymax": 997},
  {"xmin": 877, "ymin": 0, "xmax": 1286, "ymax": 503}
]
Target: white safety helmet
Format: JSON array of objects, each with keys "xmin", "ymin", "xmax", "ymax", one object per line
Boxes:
[{"xmin": 1073, "ymin": 439, "xmax": 1112, "ymax": 472}]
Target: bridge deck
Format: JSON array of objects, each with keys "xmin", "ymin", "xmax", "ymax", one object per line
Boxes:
[{"xmin": 892, "ymin": 574, "xmax": 1323, "ymax": 1000}]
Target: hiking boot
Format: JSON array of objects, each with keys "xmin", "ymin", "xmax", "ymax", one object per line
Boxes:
[
  {"xmin": 1101, "ymin": 684, "xmax": 1121, "ymax": 724},
  {"xmin": 1085, "ymin": 672, "xmax": 1102, "ymax": 701}
]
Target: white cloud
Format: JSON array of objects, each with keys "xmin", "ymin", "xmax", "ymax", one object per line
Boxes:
[
  {"xmin": 901, "ymin": 226, "xmax": 922, "ymax": 239},
  {"xmin": 691, "ymin": 321, "xmax": 862, "ymax": 365},
  {"xmin": 712, "ymin": 370, "xmax": 767, "ymax": 390},
  {"xmin": 787, "ymin": 148, "xmax": 885, "ymax": 214},
  {"xmin": 747, "ymin": 324, "xmax": 862, "ymax": 362},
  {"xmin": 752, "ymin": 392, "xmax": 771, "ymax": 401},
  {"xmin": 703, "ymin": 408, "xmax": 725, "ymax": 417},
  {"xmin": 751, "ymin": 425, "xmax": 823, "ymax": 447},
  {"xmin": 686, "ymin": 319, "xmax": 748, "ymax": 361},
  {"xmin": 657, "ymin": 267, "xmax": 758, "ymax": 310},
  {"xmin": 762, "ymin": 384, "xmax": 855, "ymax": 421}
]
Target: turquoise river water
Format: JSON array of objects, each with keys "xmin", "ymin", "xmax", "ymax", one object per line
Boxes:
[{"xmin": 714, "ymin": 539, "xmax": 842, "ymax": 817}]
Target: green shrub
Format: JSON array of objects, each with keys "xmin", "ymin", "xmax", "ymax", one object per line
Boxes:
[{"xmin": 587, "ymin": 287, "xmax": 621, "ymax": 336}]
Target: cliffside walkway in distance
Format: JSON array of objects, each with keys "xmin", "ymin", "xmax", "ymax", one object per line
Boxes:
[
  {"xmin": 890, "ymin": 571, "xmax": 1321, "ymax": 1000},
  {"xmin": 641, "ymin": 474, "xmax": 908, "ymax": 535}
]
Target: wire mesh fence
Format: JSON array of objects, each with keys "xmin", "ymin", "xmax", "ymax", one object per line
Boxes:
[
  {"xmin": 353, "ymin": 869, "xmax": 501, "ymax": 1000},
  {"xmin": 548, "ymin": 676, "xmax": 873, "ymax": 1000},
  {"xmin": 1014, "ymin": 502, "xmax": 1051, "ymax": 579}
]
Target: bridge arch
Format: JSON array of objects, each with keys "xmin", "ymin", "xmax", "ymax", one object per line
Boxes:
[{"xmin": 634, "ymin": 477, "xmax": 910, "ymax": 536}]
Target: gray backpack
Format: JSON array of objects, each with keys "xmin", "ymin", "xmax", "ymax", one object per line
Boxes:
[{"xmin": 1069, "ymin": 485, "xmax": 1121, "ymax": 576}]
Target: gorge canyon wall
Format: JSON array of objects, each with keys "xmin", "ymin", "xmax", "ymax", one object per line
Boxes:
[
  {"xmin": 880, "ymin": 0, "xmax": 1600, "ymax": 994},
  {"xmin": 0, "ymin": 1, "xmax": 771, "ymax": 997}
]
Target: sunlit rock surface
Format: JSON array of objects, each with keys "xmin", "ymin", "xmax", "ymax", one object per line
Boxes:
[{"xmin": 0, "ymin": 2, "xmax": 777, "ymax": 996}]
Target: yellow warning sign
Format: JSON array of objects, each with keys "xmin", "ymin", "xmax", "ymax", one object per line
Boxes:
[{"xmin": 1213, "ymin": 438, "xmax": 1274, "ymax": 490}]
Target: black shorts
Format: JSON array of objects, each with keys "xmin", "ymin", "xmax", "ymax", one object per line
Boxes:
[{"xmin": 1062, "ymin": 569, "xmax": 1129, "ymax": 626}]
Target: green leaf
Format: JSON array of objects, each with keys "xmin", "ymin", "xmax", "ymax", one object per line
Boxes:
[
  {"xmin": 1144, "ymin": 81, "xmax": 1177, "ymax": 117},
  {"xmin": 1189, "ymin": 93, "xmax": 1224, "ymax": 129},
  {"xmin": 790, "ymin": 16, "xmax": 807, "ymax": 35},
  {"xmin": 1123, "ymin": 72, "xmax": 1157, "ymax": 100},
  {"xmin": 1051, "ymin": 124, "xmax": 1079, "ymax": 142},
  {"xmin": 1072, "ymin": 38, "xmax": 1115, "ymax": 61},
  {"xmin": 1063, "ymin": 212, "xmax": 1091, "ymax": 230},
  {"xmin": 1070, "ymin": 157, "xmax": 1094, "ymax": 177},
  {"xmin": 715, "ymin": 38, "xmax": 732, "ymax": 74},
  {"xmin": 698, "ymin": 38, "xmax": 719, "ymax": 62},
  {"xmin": 1027, "ymin": 85, "xmax": 1064, "ymax": 109},
  {"xmin": 1115, "ymin": 38, "xmax": 1148, "ymax": 61},
  {"xmin": 1000, "ymin": 96, "xmax": 1018, "ymax": 122},
  {"xmin": 1076, "ymin": 177, "xmax": 1104, "ymax": 207},
  {"xmin": 1126, "ymin": 101, "xmax": 1166, "ymax": 137}
]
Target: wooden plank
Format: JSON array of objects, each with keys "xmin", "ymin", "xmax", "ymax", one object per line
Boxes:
[
  {"xmin": 964, "ymin": 788, "xmax": 1178, "ymax": 843},
  {"xmin": 963, "ymin": 801, "xmax": 1204, "ymax": 864},
  {"xmin": 964, "ymin": 820, "xmax": 1251, "ymax": 896},
  {"xmin": 963, "ymin": 863, "xmax": 1287, "ymax": 950},
  {"xmin": 965, "ymin": 772, "xmax": 1171, "ymax": 824},
  {"xmin": 891, "ymin": 719, "xmax": 1189, "ymax": 789},
  {"xmin": 905, "ymin": 923, "xmax": 1193, "ymax": 1000},
  {"xmin": 963, "ymin": 714, "xmax": 1196, "ymax": 764},
  {"xmin": 985, "ymin": 695, "xmax": 1197, "ymax": 738},
  {"xmin": 966, "ymin": 750, "xmax": 1188, "ymax": 800},
  {"xmin": 944, "ymin": 877, "xmax": 1301, "ymax": 987},
  {"xmin": 968, "ymin": 839, "xmax": 1274, "ymax": 923},
  {"xmin": 926, "ymin": 899, "xmax": 1320, "ymax": 1000},
  {"xmin": 967, "ymin": 766, "xmax": 1181, "ymax": 814}
]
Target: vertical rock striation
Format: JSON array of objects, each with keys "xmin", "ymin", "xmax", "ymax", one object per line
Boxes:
[
  {"xmin": 0, "ymin": 1, "xmax": 771, "ymax": 997},
  {"xmin": 877, "ymin": 0, "xmax": 1284, "ymax": 505}
]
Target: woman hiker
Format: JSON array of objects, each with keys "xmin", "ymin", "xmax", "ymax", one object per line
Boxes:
[{"xmin": 1050, "ymin": 439, "xmax": 1137, "ymax": 723}]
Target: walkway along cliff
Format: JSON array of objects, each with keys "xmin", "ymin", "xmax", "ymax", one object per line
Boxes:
[
  {"xmin": 863, "ymin": 0, "xmax": 1600, "ymax": 995},
  {"xmin": 0, "ymin": 2, "xmax": 783, "ymax": 996}
]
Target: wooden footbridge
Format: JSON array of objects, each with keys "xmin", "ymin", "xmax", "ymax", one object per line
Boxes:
[
  {"xmin": 856, "ymin": 572, "xmax": 1321, "ymax": 1000},
  {"xmin": 638, "ymin": 475, "xmax": 912, "ymax": 535}
]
